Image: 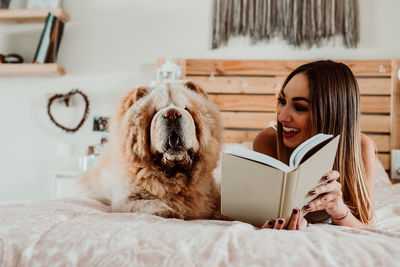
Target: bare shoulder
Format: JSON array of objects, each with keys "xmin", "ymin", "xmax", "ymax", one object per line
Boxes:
[
  {"xmin": 361, "ymin": 134, "xmax": 376, "ymax": 155},
  {"xmin": 253, "ymin": 127, "xmax": 277, "ymax": 158},
  {"xmin": 360, "ymin": 133, "xmax": 376, "ymax": 185}
]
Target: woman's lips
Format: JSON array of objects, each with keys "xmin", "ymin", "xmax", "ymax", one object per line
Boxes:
[
  {"xmin": 283, "ymin": 130, "xmax": 299, "ymax": 139},
  {"xmin": 282, "ymin": 126, "xmax": 300, "ymax": 139}
]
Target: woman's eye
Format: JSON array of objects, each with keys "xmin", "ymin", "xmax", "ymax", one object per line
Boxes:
[{"xmin": 295, "ymin": 105, "xmax": 309, "ymax": 112}]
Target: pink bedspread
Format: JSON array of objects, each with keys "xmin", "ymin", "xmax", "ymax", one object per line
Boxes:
[{"xmin": 1, "ymin": 159, "xmax": 400, "ymax": 266}]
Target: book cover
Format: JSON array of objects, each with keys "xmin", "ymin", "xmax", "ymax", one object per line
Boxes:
[
  {"xmin": 54, "ymin": 19, "xmax": 65, "ymax": 62},
  {"xmin": 33, "ymin": 13, "xmax": 55, "ymax": 64},
  {"xmin": 45, "ymin": 15, "xmax": 59, "ymax": 63},
  {"xmin": 45, "ymin": 17, "xmax": 64, "ymax": 63},
  {"xmin": 221, "ymin": 134, "xmax": 340, "ymax": 227}
]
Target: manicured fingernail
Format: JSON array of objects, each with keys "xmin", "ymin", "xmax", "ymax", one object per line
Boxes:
[
  {"xmin": 310, "ymin": 190, "xmax": 316, "ymax": 195},
  {"xmin": 278, "ymin": 219, "xmax": 284, "ymax": 224},
  {"xmin": 268, "ymin": 221, "xmax": 273, "ymax": 226},
  {"xmin": 305, "ymin": 205, "xmax": 311, "ymax": 210},
  {"xmin": 293, "ymin": 208, "xmax": 298, "ymax": 214},
  {"xmin": 323, "ymin": 176, "xmax": 329, "ymax": 181}
]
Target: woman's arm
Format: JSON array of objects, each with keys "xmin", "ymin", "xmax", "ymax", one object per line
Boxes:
[{"xmin": 361, "ymin": 133, "xmax": 376, "ymax": 224}]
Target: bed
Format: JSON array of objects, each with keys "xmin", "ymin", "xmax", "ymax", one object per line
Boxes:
[
  {"xmin": 1, "ymin": 155, "xmax": 400, "ymax": 266},
  {"xmin": 1, "ymin": 59, "xmax": 400, "ymax": 266}
]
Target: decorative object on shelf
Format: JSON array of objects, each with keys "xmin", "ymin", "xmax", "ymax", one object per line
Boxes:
[
  {"xmin": 33, "ymin": 12, "xmax": 64, "ymax": 64},
  {"xmin": 212, "ymin": 0, "xmax": 359, "ymax": 49},
  {"xmin": 47, "ymin": 89, "xmax": 90, "ymax": 133},
  {"xmin": 0, "ymin": 53, "xmax": 23, "ymax": 63},
  {"xmin": 156, "ymin": 58, "xmax": 182, "ymax": 82},
  {"xmin": 27, "ymin": 0, "xmax": 60, "ymax": 9},
  {"xmin": 0, "ymin": 0, "xmax": 11, "ymax": 9}
]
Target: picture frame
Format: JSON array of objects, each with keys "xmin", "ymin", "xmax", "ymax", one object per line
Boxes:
[
  {"xmin": 26, "ymin": 0, "xmax": 61, "ymax": 9},
  {"xmin": 93, "ymin": 116, "xmax": 109, "ymax": 132}
]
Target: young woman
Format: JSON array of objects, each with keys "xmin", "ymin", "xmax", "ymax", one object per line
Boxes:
[{"xmin": 253, "ymin": 60, "xmax": 376, "ymax": 230}]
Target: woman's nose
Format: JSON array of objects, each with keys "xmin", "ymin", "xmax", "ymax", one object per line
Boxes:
[{"xmin": 277, "ymin": 106, "xmax": 292, "ymax": 122}]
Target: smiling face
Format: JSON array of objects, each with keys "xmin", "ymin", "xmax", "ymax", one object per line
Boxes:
[{"xmin": 277, "ymin": 73, "xmax": 312, "ymax": 148}]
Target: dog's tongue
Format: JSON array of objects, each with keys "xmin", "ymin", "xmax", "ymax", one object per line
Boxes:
[{"xmin": 168, "ymin": 134, "xmax": 180, "ymax": 149}]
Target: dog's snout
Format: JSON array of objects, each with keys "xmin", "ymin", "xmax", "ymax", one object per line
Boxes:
[{"xmin": 164, "ymin": 108, "xmax": 181, "ymax": 121}]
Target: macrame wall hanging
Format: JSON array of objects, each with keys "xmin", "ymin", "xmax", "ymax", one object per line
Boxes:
[{"xmin": 212, "ymin": 0, "xmax": 359, "ymax": 49}]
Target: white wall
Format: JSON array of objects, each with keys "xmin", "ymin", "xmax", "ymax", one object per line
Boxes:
[{"xmin": 0, "ymin": 0, "xmax": 399, "ymax": 201}]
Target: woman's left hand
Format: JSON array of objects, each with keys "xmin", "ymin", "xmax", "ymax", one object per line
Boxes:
[{"xmin": 305, "ymin": 170, "xmax": 349, "ymax": 219}]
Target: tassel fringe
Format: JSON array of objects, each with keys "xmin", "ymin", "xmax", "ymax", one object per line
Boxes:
[{"xmin": 212, "ymin": 0, "xmax": 359, "ymax": 49}]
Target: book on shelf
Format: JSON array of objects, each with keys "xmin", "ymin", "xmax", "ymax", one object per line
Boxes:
[
  {"xmin": 54, "ymin": 19, "xmax": 65, "ymax": 62},
  {"xmin": 221, "ymin": 134, "xmax": 340, "ymax": 227},
  {"xmin": 46, "ymin": 17, "xmax": 65, "ymax": 63},
  {"xmin": 33, "ymin": 13, "xmax": 65, "ymax": 64},
  {"xmin": 33, "ymin": 12, "xmax": 54, "ymax": 64}
]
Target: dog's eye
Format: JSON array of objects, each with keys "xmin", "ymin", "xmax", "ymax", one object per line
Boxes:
[{"xmin": 184, "ymin": 107, "xmax": 190, "ymax": 113}]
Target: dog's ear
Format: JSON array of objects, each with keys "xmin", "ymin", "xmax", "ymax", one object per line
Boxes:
[
  {"xmin": 185, "ymin": 81, "xmax": 208, "ymax": 98},
  {"xmin": 121, "ymin": 86, "xmax": 149, "ymax": 112}
]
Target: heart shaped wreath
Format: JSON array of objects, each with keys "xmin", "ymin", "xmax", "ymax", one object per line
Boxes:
[{"xmin": 47, "ymin": 89, "xmax": 90, "ymax": 133}]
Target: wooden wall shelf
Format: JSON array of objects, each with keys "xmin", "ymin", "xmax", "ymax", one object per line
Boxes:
[
  {"xmin": 0, "ymin": 64, "xmax": 66, "ymax": 76},
  {"xmin": 0, "ymin": 9, "xmax": 69, "ymax": 76},
  {"xmin": 0, "ymin": 8, "xmax": 70, "ymax": 23}
]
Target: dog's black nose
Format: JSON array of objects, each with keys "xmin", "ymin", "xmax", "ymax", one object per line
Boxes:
[{"xmin": 164, "ymin": 108, "xmax": 181, "ymax": 121}]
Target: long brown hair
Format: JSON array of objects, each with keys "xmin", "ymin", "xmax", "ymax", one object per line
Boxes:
[{"xmin": 277, "ymin": 60, "xmax": 372, "ymax": 224}]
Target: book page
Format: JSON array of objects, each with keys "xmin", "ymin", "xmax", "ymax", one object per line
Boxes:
[
  {"xmin": 292, "ymin": 136, "xmax": 340, "ymax": 213},
  {"xmin": 289, "ymin": 134, "xmax": 333, "ymax": 168},
  {"xmin": 224, "ymin": 146, "xmax": 291, "ymax": 172},
  {"xmin": 221, "ymin": 153, "xmax": 286, "ymax": 227}
]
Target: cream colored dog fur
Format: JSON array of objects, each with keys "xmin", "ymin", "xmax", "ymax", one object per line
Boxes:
[{"xmin": 79, "ymin": 81, "xmax": 222, "ymax": 219}]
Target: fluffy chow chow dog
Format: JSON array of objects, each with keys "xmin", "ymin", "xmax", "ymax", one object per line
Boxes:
[{"xmin": 79, "ymin": 81, "xmax": 222, "ymax": 219}]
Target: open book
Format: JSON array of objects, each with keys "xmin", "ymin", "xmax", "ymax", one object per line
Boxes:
[{"xmin": 221, "ymin": 134, "xmax": 340, "ymax": 227}]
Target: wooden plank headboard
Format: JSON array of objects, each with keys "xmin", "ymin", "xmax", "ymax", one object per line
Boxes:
[{"xmin": 157, "ymin": 59, "xmax": 400, "ymax": 174}]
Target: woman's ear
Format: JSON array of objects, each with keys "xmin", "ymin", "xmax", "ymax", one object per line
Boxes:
[{"xmin": 184, "ymin": 81, "xmax": 208, "ymax": 98}]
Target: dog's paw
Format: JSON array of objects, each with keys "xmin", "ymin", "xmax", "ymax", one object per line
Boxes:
[{"xmin": 153, "ymin": 209, "xmax": 184, "ymax": 219}]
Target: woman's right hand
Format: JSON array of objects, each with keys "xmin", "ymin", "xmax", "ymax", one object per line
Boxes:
[{"xmin": 261, "ymin": 208, "xmax": 308, "ymax": 230}]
